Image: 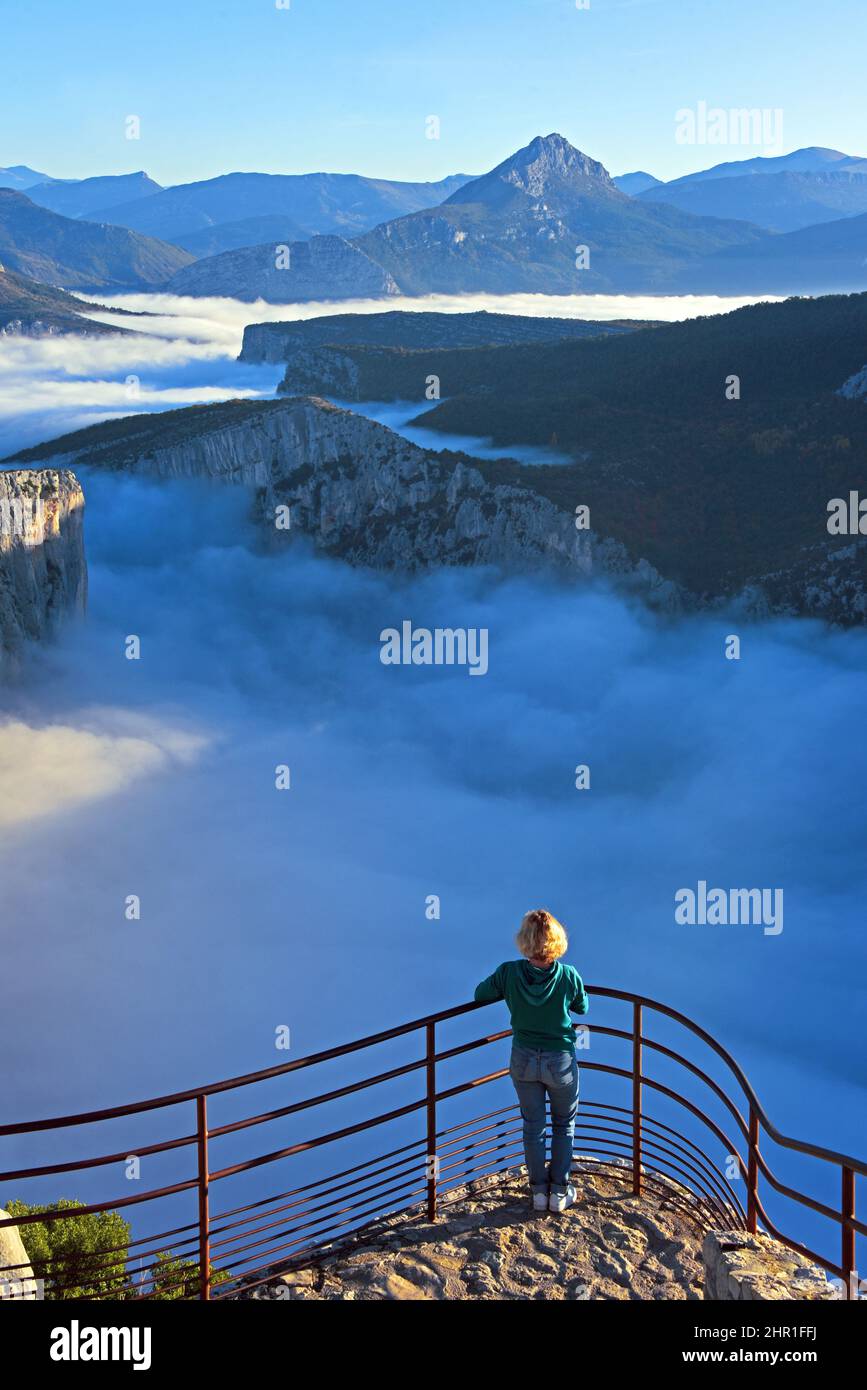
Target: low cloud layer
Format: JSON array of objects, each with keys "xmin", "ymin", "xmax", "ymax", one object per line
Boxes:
[
  {"xmin": 1, "ymin": 467, "xmax": 864, "ymax": 1166},
  {"xmin": 0, "ymin": 288, "xmax": 779, "ymax": 460},
  {"xmin": 0, "ymin": 291, "xmax": 859, "ymax": 1259}
]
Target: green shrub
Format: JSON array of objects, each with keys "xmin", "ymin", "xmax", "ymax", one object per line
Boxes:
[
  {"xmin": 5, "ymin": 1198, "xmax": 229, "ymax": 1300},
  {"xmin": 5, "ymin": 1198, "xmax": 132, "ymax": 1300}
]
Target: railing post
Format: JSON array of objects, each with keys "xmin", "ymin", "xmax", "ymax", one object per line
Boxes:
[
  {"xmin": 747, "ymin": 1106, "xmax": 760, "ymax": 1234},
  {"xmin": 196, "ymin": 1094, "xmax": 211, "ymax": 1301},
  {"xmin": 425, "ymin": 1022, "xmax": 437, "ymax": 1222},
  {"xmin": 842, "ymin": 1165, "xmax": 856, "ymax": 1301},
  {"xmin": 632, "ymin": 1001, "xmax": 642, "ymax": 1196}
]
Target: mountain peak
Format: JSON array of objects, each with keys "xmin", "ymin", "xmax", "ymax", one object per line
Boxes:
[
  {"xmin": 445, "ymin": 133, "xmax": 615, "ymax": 208},
  {"xmin": 496, "ymin": 133, "xmax": 613, "ymax": 190}
]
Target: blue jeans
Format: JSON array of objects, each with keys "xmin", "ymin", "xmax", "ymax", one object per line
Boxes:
[{"xmin": 509, "ymin": 1043, "xmax": 579, "ymax": 1194}]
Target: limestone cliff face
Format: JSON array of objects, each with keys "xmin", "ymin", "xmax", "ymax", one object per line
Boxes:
[
  {"xmin": 0, "ymin": 469, "xmax": 87, "ymax": 657},
  {"xmin": 12, "ymin": 397, "xmax": 677, "ymax": 603},
  {"xmin": 258, "ymin": 400, "xmax": 673, "ymax": 598}
]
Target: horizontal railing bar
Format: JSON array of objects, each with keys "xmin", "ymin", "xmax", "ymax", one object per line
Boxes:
[
  {"xmin": 435, "ymin": 1100, "xmax": 519, "ymax": 1141},
  {"xmin": 576, "ymin": 1154, "xmax": 736, "ymax": 1230},
  {"xmin": 210, "ymin": 1145, "xmax": 425, "ymax": 1238},
  {"xmin": 179, "ymin": 1032, "xmax": 517, "ymax": 1148},
  {"xmin": 2, "ymin": 984, "xmax": 864, "ymax": 1297},
  {"xmin": 211, "ymin": 1167, "xmax": 424, "ymax": 1266},
  {"xmin": 751, "ymin": 1156, "xmax": 867, "ymax": 1239},
  {"xmin": 578, "ymin": 1099, "xmax": 745, "ymax": 1212},
  {"xmin": 207, "ymin": 1055, "xmax": 429, "ymax": 1140},
  {"xmin": 572, "ymin": 1134, "xmax": 731, "ymax": 1229},
  {"xmin": 209, "ymin": 1097, "xmax": 428, "ymax": 1182},
  {"xmin": 211, "ymin": 1180, "xmax": 432, "ymax": 1290},
  {"xmin": 4, "ymin": 984, "xmax": 863, "ymax": 1186},
  {"xmin": 577, "ymin": 1059, "xmax": 757, "ymax": 1191},
  {"xmin": 0, "ymin": 1220, "xmax": 203, "ymax": 1285},
  {"xmin": 438, "ymin": 1115, "xmax": 520, "ymax": 1155},
  {"xmin": 210, "ymin": 1063, "xmax": 512, "ymax": 1184},
  {"xmin": 210, "ymin": 1135, "xmax": 426, "ymax": 1225},
  {"xmin": 436, "ymin": 1129, "xmax": 522, "ymax": 1179},
  {"xmin": 0, "ymin": 1001, "xmax": 493, "ymax": 1135},
  {"xmin": 569, "ymin": 1152, "xmax": 731, "ymax": 1224},
  {"xmin": 751, "ymin": 1193, "xmax": 846, "ymax": 1280},
  {"xmin": 638, "ymin": 1034, "xmax": 750, "ymax": 1146},
  {"xmin": 210, "ymin": 1154, "xmax": 425, "ymax": 1258},
  {"xmin": 566, "ymin": 1098, "xmax": 748, "ymax": 1223},
  {"xmin": 589, "ymin": 986, "xmax": 867, "ymax": 1176},
  {"xmin": 575, "ymin": 1118, "xmax": 738, "ymax": 1223},
  {"xmin": 0, "ymin": 1177, "xmax": 199, "ymax": 1227},
  {"xmin": 0, "ymin": 1131, "xmax": 198, "ymax": 1183}
]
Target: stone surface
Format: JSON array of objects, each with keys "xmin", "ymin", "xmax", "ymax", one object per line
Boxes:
[
  {"xmin": 239, "ymin": 1163, "xmax": 706, "ymax": 1301},
  {"xmin": 702, "ymin": 1230, "xmax": 837, "ymax": 1301},
  {"xmin": 0, "ymin": 468, "xmax": 87, "ymax": 658},
  {"xmin": 0, "ymin": 1209, "xmax": 39, "ymax": 1300}
]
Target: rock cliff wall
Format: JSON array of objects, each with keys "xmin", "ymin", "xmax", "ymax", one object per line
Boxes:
[
  {"xmin": 11, "ymin": 397, "xmax": 676, "ymax": 603},
  {"xmin": 0, "ymin": 468, "xmax": 87, "ymax": 658}
]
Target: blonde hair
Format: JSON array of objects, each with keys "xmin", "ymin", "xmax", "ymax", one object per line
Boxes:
[{"xmin": 516, "ymin": 909, "xmax": 568, "ymax": 966}]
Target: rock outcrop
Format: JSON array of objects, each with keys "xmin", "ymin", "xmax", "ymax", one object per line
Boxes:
[
  {"xmin": 702, "ymin": 1231, "xmax": 837, "ymax": 1301},
  {"xmin": 7, "ymin": 397, "xmax": 677, "ymax": 603},
  {"xmin": 166, "ymin": 234, "xmax": 400, "ymax": 303},
  {"xmin": 240, "ymin": 1164, "xmax": 706, "ymax": 1300},
  {"xmin": 0, "ymin": 1210, "xmax": 39, "ymax": 1299},
  {"xmin": 0, "ymin": 468, "xmax": 87, "ymax": 658}
]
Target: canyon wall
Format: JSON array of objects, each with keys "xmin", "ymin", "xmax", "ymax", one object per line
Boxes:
[
  {"xmin": 0, "ymin": 468, "xmax": 87, "ymax": 658},
  {"xmin": 12, "ymin": 396, "xmax": 677, "ymax": 605}
]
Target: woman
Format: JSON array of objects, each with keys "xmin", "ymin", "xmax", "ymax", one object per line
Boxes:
[{"xmin": 474, "ymin": 909, "xmax": 589, "ymax": 1213}]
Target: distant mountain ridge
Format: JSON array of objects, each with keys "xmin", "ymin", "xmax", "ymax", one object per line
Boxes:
[
  {"xmin": 163, "ymin": 132, "xmax": 781, "ymax": 300},
  {"xmin": 0, "ymin": 165, "xmax": 55, "ymax": 191},
  {"xmin": 664, "ymin": 146, "xmax": 867, "ymax": 183},
  {"xmin": 640, "ymin": 168, "xmax": 867, "ymax": 232},
  {"xmin": 638, "ymin": 145, "xmax": 867, "ymax": 231},
  {"xmin": 700, "ymin": 211, "xmax": 867, "ymax": 294},
  {"xmin": 26, "ymin": 172, "xmax": 163, "ymax": 220},
  {"xmin": 166, "ymin": 234, "xmax": 399, "ymax": 303},
  {"xmin": 350, "ymin": 133, "xmax": 766, "ymax": 296},
  {"xmin": 90, "ymin": 170, "xmax": 474, "ymax": 249},
  {"xmin": 613, "ymin": 171, "xmax": 661, "ymax": 195},
  {"xmin": 0, "ymin": 190, "xmax": 193, "ymax": 291},
  {"xmin": 4, "ymin": 137, "xmax": 867, "ymax": 302}
]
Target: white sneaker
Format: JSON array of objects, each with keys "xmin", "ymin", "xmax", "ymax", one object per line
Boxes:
[
  {"xmin": 549, "ymin": 1186, "xmax": 577, "ymax": 1213},
  {"xmin": 532, "ymin": 1191, "xmax": 549, "ymax": 1212}
]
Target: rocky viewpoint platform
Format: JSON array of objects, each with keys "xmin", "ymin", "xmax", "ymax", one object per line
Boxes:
[{"xmin": 244, "ymin": 1161, "xmax": 705, "ymax": 1301}]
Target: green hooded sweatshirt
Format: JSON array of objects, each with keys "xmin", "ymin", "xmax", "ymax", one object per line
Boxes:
[{"xmin": 473, "ymin": 959, "xmax": 589, "ymax": 1052}]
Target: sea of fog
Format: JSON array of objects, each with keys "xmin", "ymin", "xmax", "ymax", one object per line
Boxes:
[
  {"xmin": 0, "ymin": 292, "xmax": 863, "ymax": 1260},
  {"xmin": 0, "ymin": 287, "xmax": 781, "ymax": 457}
]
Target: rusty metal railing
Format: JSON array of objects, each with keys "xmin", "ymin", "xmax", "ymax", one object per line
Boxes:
[{"xmin": 0, "ymin": 986, "xmax": 864, "ymax": 1300}]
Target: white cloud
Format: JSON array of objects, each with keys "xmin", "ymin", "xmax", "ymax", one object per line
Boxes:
[
  {"xmin": 0, "ymin": 712, "xmax": 209, "ymax": 829},
  {"xmin": 0, "ymin": 288, "xmax": 782, "ymax": 458}
]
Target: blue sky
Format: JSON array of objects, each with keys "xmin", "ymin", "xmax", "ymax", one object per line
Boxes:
[{"xmin": 4, "ymin": 0, "xmax": 866, "ymax": 187}]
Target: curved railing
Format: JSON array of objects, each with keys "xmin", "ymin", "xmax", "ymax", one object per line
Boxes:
[{"xmin": 0, "ymin": 986, "xmax": 864, "ymax": 1300}]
